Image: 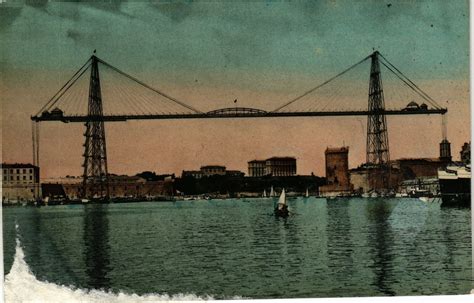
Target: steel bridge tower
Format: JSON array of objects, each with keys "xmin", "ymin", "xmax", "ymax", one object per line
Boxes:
[
  {"xmin": 366, "ymin": 51, "xmax": 390, "ymax": 191},
  {"xmin": 82, "ymin": 55, "xmax": 109, "ymax": 200}
]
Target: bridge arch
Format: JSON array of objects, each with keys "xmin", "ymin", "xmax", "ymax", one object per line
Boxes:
[{"xmin": 206, "ymin": 107, "xmax": 268, "ymax": 117}]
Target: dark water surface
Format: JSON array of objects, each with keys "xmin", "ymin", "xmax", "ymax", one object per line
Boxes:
[{"xmin": 3, "ymin": 198, "xmax": 472, "ymax": 298}]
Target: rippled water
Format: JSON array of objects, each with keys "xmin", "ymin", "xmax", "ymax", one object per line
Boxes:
[{"xmin": 3, "ymin": 198, "xmax": 472, "ymax": 299}]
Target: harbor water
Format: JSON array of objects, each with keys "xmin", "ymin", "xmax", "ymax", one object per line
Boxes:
[{"xmin": 3, "ymin": 197, "xmax": 472, "ymax": 299}]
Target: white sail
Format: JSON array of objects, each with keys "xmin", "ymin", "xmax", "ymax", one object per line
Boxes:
[
  {"xmin": 263, "ymin": 189, "xmax": 267, "ymax": 198},
  {"xmin": 305, "ymin": 188, "xmax": 309, "ymax": 198},
  {"xmin": 277, "ymin": 189, "xmax": 287, "ymax": 210},
  {"xmin": 270, "ymin": 186, "xmax": 274, "ymax": 197}
]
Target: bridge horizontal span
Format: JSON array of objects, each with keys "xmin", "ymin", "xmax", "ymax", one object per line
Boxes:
[{"xmin": 32, "ymin": 108, "xmax": 447, "ymax": 123}]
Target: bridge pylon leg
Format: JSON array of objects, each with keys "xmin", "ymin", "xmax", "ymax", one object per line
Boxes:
[
  {"xmin": 82, "ymin": 55, "xmax": 109, "ymax": 201},
  {"xmin": 366, "ymin": 51, "xmax": 391, "ymax": 193}
]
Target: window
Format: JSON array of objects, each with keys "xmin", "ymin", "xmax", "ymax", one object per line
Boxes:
[
  {"xmin": 10, "ymin": 176, "xmax": 13, "ymax": 180},
  {"xmin": 30, "ymin": 176, "xmax": 33, "ymax": 180},
  {"xmin": 23, "ymin": 176, "xmax": 26, "ymax": 180},
  {"xmin": 16, "ymin": 169, "xmax": 19, "ymax": 174},
  {"xmin": 16, "ymin": 176, "xmax": 19, "ymax": 180},
  {"xmin": 29, "ymin": 169, "xmax": 33, "ymax": 173},
  {"xmin": 22, "ymin": 169, "xmax": 26, "ymax": 174}
]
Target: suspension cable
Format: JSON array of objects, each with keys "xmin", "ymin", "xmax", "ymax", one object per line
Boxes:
[
  {"xmin": 378, "ymin": 54, "xmax": 442, "ymax": 109},
  {"xmin": 96, "ymin": 57, "xmax": 202, "ymax": 114},
  {"xmin": 272, "ymin": 54, "xmax": 372, "ymax": 112},
  {"xmin": 379, "ymin": 60, "xmax": 441, "ymax": 109},
  {"xmin": 35, "ymin": 58, "xmax": 92, "ymax": 117}
]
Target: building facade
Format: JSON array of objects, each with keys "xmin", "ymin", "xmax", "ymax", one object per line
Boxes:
[
  {"xmin": 248, "ymin": 157, "xmax": 297, "ymax": 177},
  {"xmin": 324, "ymin": 147, "xmax": 350, "ymax": 186},
  {"xmin": 2, "ymin": 163, "xmax": 40, "ymax": 203},
  {"xmin": 181, "ymin": 170, "xmax": 204, "ymax": 179},
  {"xmin": 320, "ymin": 147, "xmax": 352, "ymax": 196},
  {"xmin": 42, "ymin": 175, "xmax": 174, "ymax": 200},
  {"xmin": 226, "ymin": 170, "xmax": 245, "ymax": 178},
  {"xmin": 248, "ymin": 160, "xmax": 267, "ymax": 177},
  {"xmin": 200, "ymin": 165, "xmax": 226, "ymax": 177},
  {"xmin": 349, "ymin": 165, "xmax": 400, "ymax": 193},
  {"xmin": 183, "ymin": 165, "xmax": 244, "ymax": 178},
  {"xmin": 265, "ymin": 157, "xmax": 296, "ymax": 176},
  {"xmin": 396, "ymin": 158, "xmax": 446, "ymax": 180}
]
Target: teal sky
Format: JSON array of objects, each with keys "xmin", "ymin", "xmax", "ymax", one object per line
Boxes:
[
  {"xmin": 1, "ymin": 1, "xmax": 469, "ymax": 81},
  {"xmin": 1, "ymin": 1, "xmax": 470, "ymax": 178}
]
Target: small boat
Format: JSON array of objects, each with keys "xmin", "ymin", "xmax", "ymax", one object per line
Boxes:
[
  {"xmin": 263, "ymin": 189, "xmax": 267, "ymax": 198},
  {"xmin": 305, "ymin": 188, "xmax": 309, "ymax": 198},
  {"xmin": 270, "ymin": 186, "xmax": 275, "ymax": 197},
  {"xmin": 274, "ymin": 189, "xmax": 289, "ymax": 217}
]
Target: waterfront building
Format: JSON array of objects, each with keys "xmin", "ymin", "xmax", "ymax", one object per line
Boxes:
[
  {"xmin": 1, "ymin": 163, "xmax": 40, "ymax": 203},
  {"xmin": 265, "ymin": 157, "xmax": 296, "ymax": 176},
  {"xmin": 349, "ymin": 167, "xmax": 369, "ymax": 193},
  {"xmin": 200, "ymin": 165, "xmax": 226, "ymax": 177},
  {"xmin": 248, "ymin": 157, "xmax": 297, "ymax": 177},
  {"xmin": 182, "ymin": 170, "xmax": 203, "ymax": 179},
  {"xmin": 183, "ymin": 165, "xmax": 244, "ymax": 179},
  {"xmin": 325, "ymin": 147, "xmax": 350, "ymax": 186},
  {"xmin": 226, "ymin": 170, "xmax": 245, "ymax": 178},
  {"xmin": 319, "ymin": 147, "xmax": 352, "ymax": 196},
  {"xmin": 396, "ymin": 158, "xmax": 446, "ymax": 180},
  {"xmin": 248, "ymin": 160, "xmax": 267, "ymax": 177},
  {"xmin": 41, "ymin": 174, "xmax": 174, "ymax": 200}
]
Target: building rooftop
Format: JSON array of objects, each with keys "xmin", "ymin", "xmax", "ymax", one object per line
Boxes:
[
  {"xmin": 249, "ymin": 157, "xmax": 296, "ymax": 163},
  {"xmin": 248, "ymin": 159, "xmax": 266, "ymax": 163},
  {"xmin": 396, "ymin": 157, "xmax": 442, "ymax": 163},
  {"xmin": 200, "ymin": 165, "xmax": 226, "ymax": 169},
  {"xmin": 325, "ymin": 147, "xmax": 349, "ymax": 153},
  {"xmin": 1, "ymin": 163, "xmax": 38, "ymax": 169}
]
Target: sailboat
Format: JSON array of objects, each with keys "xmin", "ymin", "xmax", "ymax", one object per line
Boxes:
[
  {"xmin": 263, "ymin": 189, "xmax": 267, "ymax": 198},
  {"xmin": 305, "ymin": 188, "xmax": 309, "ymax": 198},
  {"xmin": 270, "ymin": 186, "xmax": 275, "ymax": 197},
  {"xmin": 274, "ymin": 189, "xmax": 289, "ymax": 217}
]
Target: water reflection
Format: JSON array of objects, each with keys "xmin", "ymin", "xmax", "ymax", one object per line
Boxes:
[
  {"xmin": 2, "ymin": 198, "xmax": 471, "ymax": 298},
  {"xmin": 366, "ymin": 200, "xmax": 395, "ymax": 296},
  {"xmin": 440, "ymin": 209, "xmax": 473, "ymax": 292},
  {"xmin": 83, "ymin": 204, "xmax": 111, "ymax": 289},
  {"xmin": 326, "ymin": 199, "xmax": 354, "ymax": 280}
]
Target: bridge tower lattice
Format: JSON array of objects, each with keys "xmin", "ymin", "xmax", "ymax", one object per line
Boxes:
[
  {"xmin": 366, "ymin": 51, "xmax": 391, "ymax": 191},
  {"xmin": 82, "ymin": 55, "xmax": 109, "ymax": 199}
]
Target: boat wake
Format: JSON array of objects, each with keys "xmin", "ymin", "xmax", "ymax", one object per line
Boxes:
[{"xmin": 5, "ymin": 227, "xmax": 216, "ymax": 302}]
